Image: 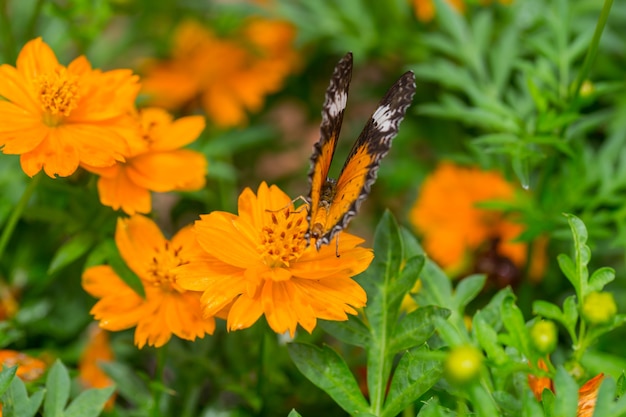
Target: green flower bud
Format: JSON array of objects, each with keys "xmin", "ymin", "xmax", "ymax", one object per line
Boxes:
[
  {"xmin": 445, "ymin": 345, "xmax": 483, "ymax": 384},
  {"xmin": 530, "ymin": 320, "xmax": 558, "ymax": 354},
  {"xmin": 582, "ymin": 292, "xmax": 617, "ymax": 325}
]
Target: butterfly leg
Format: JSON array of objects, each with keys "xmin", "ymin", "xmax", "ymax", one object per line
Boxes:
[
  {"xmin": 335, "ymin": 234, "xmax": 341, "ymax": 258},
  {"xmin": 265, "ymin": 195, "xmax": 310, "ymax": 214}
]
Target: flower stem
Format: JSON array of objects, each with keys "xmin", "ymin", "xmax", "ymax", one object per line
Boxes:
[
  {"xmin": 571, "ymin": 0, "xmax": 613, "ymax": 99},
  {"xmin": 0, "ymin": 174, "xmax": 42, "ymax": 265},
  {"xmin": 151, "ymin": 346, "xmax": 167, "ymax": 417}
]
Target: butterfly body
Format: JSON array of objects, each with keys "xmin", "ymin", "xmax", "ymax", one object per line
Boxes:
[{"xmin": 306, "ymin": 53, "xmax": 416, "ymax": 250}]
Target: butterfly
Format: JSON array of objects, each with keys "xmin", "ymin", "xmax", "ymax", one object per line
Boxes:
[{"xmin": 306, "ymin": 52, "xmax": 416, "ymax": 250}]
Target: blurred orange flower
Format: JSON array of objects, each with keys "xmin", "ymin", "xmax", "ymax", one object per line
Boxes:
[
  {"xmin": 413, "ymin": 0, "xmax": 465, "ymax": 22},
  {"xmin": 413, "ymin": 0, "xmax": 512, "ymax": 22},
  {"xmin": 0, "ymin": 350, "xmax": 46, "ymax": 381},
  {"xmin": 83, "ymin": 108, "xmax": 207, "ymax": 215},
  {"xmin": 0, "ymin": 282, "xmax": 19, "ymax": 321},
  {"xmin": 82, "ymin": 214, "xmax": 215, "ymax": 348},
  {"xmin": 78, "ymin": 325, "xmax": 115, "ymax": 409},
  {"xmin": 528, "ymin": 361, "xmax": 604, "ymax": 417},
  {"xmin": 176, "ymin": 182, "xmax": 373, "ymax": 337},
  {"xmin": 141, "ymin": 18, "xmax": 299, "ymax": 128},
  {"xmin": 527, "ymin": 358, "xmax": 554, "ymax": 400},
  {"xmin": 0, "ymin": 37, "xmax": 140, "ymax": 178},
  {"xmin": 577, "ymin": 373, "xmax": 604, "ymax": 417},
  {"xmin": 410, "ymin": 162, "xmax": 545, "ymax": 285}
]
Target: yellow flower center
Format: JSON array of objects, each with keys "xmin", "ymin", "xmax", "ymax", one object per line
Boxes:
[
  {"xmin": 35, "ymin": 69, "xmax": 80, "ymax": 126},
  {"xmin": 146, "ymin": 241, "xmax": 187, "ymax": 293},
  {"xmin": 259, "ymin": 208, "xmax": 307, "ymax": 269}
]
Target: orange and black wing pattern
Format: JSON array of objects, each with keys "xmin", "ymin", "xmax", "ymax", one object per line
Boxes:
[
  {"xmin": 306, "ymin": 53, "xmax": 353, "ymax": 242},
  {"xmin": 306, "ymin": 53, "xmax": 416, "ymax": 250}
]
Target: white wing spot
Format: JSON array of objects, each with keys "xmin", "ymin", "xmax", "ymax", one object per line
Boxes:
[
  {"xmin": 328, "ymin": 91, "xmax": 347, "ymax": 117},
  {"xmin": 372, "ymin": 104, "xmax": 394, "ymax": 132}
]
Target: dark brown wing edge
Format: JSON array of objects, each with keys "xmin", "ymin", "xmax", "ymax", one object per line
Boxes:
[
  {"xmin": 316, "ymin": 70, "xmax": 417, "ymax": 248},
  {"xmin": 305, "ymin": 52, "xmax": 353, "ymax": 234}
]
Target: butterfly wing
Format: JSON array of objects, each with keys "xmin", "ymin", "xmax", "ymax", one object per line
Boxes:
[
  {"xmin": 306, "ymin": 53, "xmax": 353, "ymax": 239},
  {"xmin": 314, "ymin": 70, "xmax": 416, "ymax": 249}
]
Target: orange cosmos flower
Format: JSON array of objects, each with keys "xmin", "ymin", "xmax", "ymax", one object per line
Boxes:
[
  {"xmin": 175, "ymin": 182, "xmax": 373, "ymax": 337},
  {"xmin": 82, "ymin": 214, "xmax": 215, "ymax": 348},
  {"xmin": 412, "ymin": 0, "xmax": 512, "ymax": 22},
  {"xmin": 141, "ymin": 18, "xmax": 299, "ymax": 128},
  {"xmin": 576, "ymin": 373, "xmax": 604, "ymax": 417},
  {"xmin": 0, "ymin": 350, "xmax": 46, "ymax": 381},
  {"xmin": 413, "ymin": 0, "xmax": 465, "ymax": 22},
  {"xmin": 528, "ymin": 361, "xmax": 604, "ymax": 417},
  {"xmin": 411, "ymin": 162, "xmax": 526, "ymax": 270},
  {"xmin": 78, "ymin": 325, "xmax": 115, "ymax": 409},
  {"xmin": 82, "ymin": 108, "xmax": 207, "ymax": 215},
  {"xmin": 0, "ymin": 37, "xmax": 140, "ymax": 178},
  {"xmin": 528, "ymin": 358, "xmax": 554, "ymax": 401}
]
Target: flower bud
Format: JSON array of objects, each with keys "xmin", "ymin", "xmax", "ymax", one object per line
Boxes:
[
  {"xmin": 530, "ymin": 320, "xmax": 558, "ymax": 354},
  {"xmin": 582, "ymin": 292, "xmax": 617, "ymax": 325},
  {"xmin": 445, "ymin": 345, "xmax": 483, "ymax": 384}
]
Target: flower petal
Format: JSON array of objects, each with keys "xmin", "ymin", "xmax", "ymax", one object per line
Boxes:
[
  {"xmin": 20, "ymin": 129, "xmax": 79, "ymax": 177},
  {"xmin": 194, "ymin": 212, "xmax": 260, "ymax": 269},
  {"xmin": 126, "ymin": 150, "xmax": 206, "ymax": 192},
  {"xmin": 150, "ymin": 113, "xmax": 206, "ymax": 151},
  {"xmin": 226, "ymin": 293, "xmax": 264, "ymax": 332},
  {"xmin": 97, "ymin": 170, "xmax": 151, "ymax": 215},
  {"xmin": 115, "ymin": 215, "xmax": 166, "ymax": 277}
]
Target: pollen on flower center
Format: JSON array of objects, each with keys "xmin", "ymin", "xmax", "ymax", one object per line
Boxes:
[
  {"xmin": 146, "ymin": 241, "xmax": 187, "ymax": 293},
  {"xmin": 35, "ymin": 69, "xmax": 80, "ymax": 125},
  {"xmin": 259, "ymin": 208, "xmax": 307, "ymax": 268}
]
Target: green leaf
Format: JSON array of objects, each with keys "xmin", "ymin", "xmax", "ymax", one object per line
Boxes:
[
  {"xmin": 362, "ymin": 211, "xmax": 407, "ymax": 412},
  {"xmin": 287, "ymin": 343, "xmax": 369, "ymax": 415},
  {"xmin": 453, "ymin": 274, "xmax": 486, "ymax": 311},
  {"xmin": 287, "ymin": 409, "xmax": 303, "ymax": 417},
  {"xmin": 48, "ymin": 232, "xmax": 95, "ymax": 275},
  {"xmin": 319, "ymin": 316, "xmax": 371, "ymax": 348},
  {"xmin": 562, "ymin": 295, "xmax": 578, "ymax": 333},
  {"xmin": 416, "ymin": 398, "xmax": 452, "ymax": 417},
  {"xmin": 476, "ymin": 287, "xmax": 515, "ymax": 331},
  {"xmin": 383, "ymin": 349, "xmax": 442, "ymax": 417},
  {"xmin": 415, "ymin": 260, "xmax": 453, "ymax": 312},
  {"xmin": 564, "ymin": 213, "xmax": 591, "ymax": 298},
  {"xmin": 44, "ymin": 359, "xmax": 71, "ymax": 417},
  {"xmin": 592, "ymin": 377, "xmax": 616, "ymax": 417},
  {"xmin": 64, "ymin": 386, "xmax": 116, "ymax": 417},
  {"xmin": 552, "ymin": 367, "xmax": 578, "ymax": 417},
  {"xmin": 557, "ymin": 254, "xmax": 577, "ymax": 288},
  {"xmin": 500, "ymin": 295, "xmax": 532, "ymax": 359},
  {"xmin": 360, "ymin": 210, "xmax": 403, "ymax": 305},
  {"xmin": 1, "ymin": 374, "xmax": 44, "ymax": 417},
  {"xmin": 617, "ymin": 372, "xmax": 626, "ymax": 398},
  {"xmin": 473, "ymin": 314, "xmax": 508, "ymax": 365},
  {"xmin": 588, "ymin": 267, "xmax": 615, "ymax": 292},
  {"xmin": 532, "ymin": 300, "xmax": 564, "ymax": 323},
  {"xmin": 99, "ymin": 361, "xmax": 151, "ymax": 408},
  {"xmin": 521, "ymin": 386, "xmax": 545, "ymax": 417},
  {"xmin": 432, "ymin": 315, "xmax": 465, "ymax": 347},
  {"xmin": 541, "ymin": 388, "xmax": 556, "ymax": 417},
  {"xmin": 389, "ymin": 306, "xmax": 450, "ymax": 352},
  {"xmin": 387, "ymin": 255, "xmax": 425, "ymax": 318},
  {"xmin": 0, "ymin": 366, "xmax": 17, "ymax": 396},
  {"xmin": 467, "ymin": 382, "xmax": 500, "ymax": 417}
]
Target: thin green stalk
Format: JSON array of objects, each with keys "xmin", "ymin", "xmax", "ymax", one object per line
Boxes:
[
  {"xmin": 151, "ymin": 346, "xmax": 167, "ymax": 417},
  {"xmin": 0, "ymin": 0, "xmax": 17, "ymax": 63},
  {"xmin": 0, "ymin": 173, "xmax": 41, "ymax": 264},
  {"xmin": 571, "ymin": 0, "xmax": 614, "ymax": 99}
]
